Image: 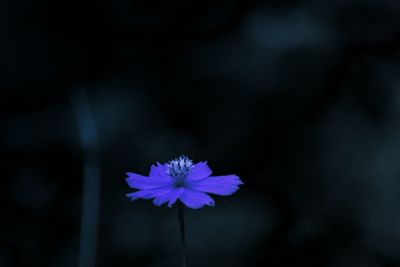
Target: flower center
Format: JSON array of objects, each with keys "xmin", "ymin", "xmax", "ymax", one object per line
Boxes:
[{"xmin": 166, "ymin": 155, "xmax": 194, "ymax": 187}]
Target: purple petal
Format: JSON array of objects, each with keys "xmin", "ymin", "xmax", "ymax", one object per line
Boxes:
[
  {"xmin": 187, "ymin": 161, "xmax": 212, "ymax": 181},
  {"xmin": 153, "ymin": 188, "xmax": 184, "ymax": 207},
  {"xmin": 126, "ymin": 172, "xmax": 173, "ymax": 189},
  {"xmin": 126, "ymin": 187, "xmax": 173, "ymax": 201},
  {"xmin": 178, "ymin": 189, "xmax": 215, "ymax": 209},
  {"xmin": 187, "ymin": 175, "xmax": 243, "ymax": 196},
  {"xmin": 167, "ymin": 188, "xmax": 184, "ymax": 207},
  {"xmin": 149, "ymin": 162, "xmax": 169, "ymax": 178}
]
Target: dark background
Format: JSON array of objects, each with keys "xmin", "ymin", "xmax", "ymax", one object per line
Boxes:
[{"xmin": 2, "ymin": 0, "xmax": 400, "ymax": 266}]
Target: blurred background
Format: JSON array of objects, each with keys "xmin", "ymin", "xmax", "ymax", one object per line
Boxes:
[{"xmin": 2, "ymin": 0, "xmax": 400, "ymax": 266}]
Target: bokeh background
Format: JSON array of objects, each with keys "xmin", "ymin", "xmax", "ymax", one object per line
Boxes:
[{"xmin": 2, "ymin": 0, "xmax": 400, "ymax": 266}]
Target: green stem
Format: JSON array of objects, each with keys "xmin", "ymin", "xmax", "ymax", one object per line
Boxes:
[{"xmin": 178, "ymin": 203, "xmax": 187, "ymax": 267}]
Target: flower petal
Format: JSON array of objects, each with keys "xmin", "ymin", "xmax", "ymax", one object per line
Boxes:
[
  {"xmin": 178, "ymin": 189, "xmax": 215, "ymax": 209},
  {"xmin": 149, "ymin": 162, "xmax": 169, "ymax": 179},
  {"xmin": 153, "ymin": 188, "xmax": 183, "ymax": 207},
  {"xmin": 187, "ymin": 161, "xmax": 212, "ymax": 181},
  {"xmin": 126, "ymin": 172, "xmax": 173, "ymax": 189},
  {"xmin": 126, "ymin": 188, "xmax": 172, "ymax": 201},
  {"xmin": 167, "ymin": 188, "xmax": 184, "ymax": 207},
  {"xmin": 188, "ymin": 175, "xmax": 243, "ymax": 196}
]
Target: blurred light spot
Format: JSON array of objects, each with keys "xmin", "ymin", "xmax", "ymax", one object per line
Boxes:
[{"xmin": 244, "ymin": 8, "xmax": 332, "ymax": 50}]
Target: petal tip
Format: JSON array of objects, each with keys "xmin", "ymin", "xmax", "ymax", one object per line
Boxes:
[
  {"xmin": 126, "ymin": 193, "xmax": 137, "ymax": 201},
  {"xmin": 153, "ymin": 200, "xmax": 162, "ymax": 207}
]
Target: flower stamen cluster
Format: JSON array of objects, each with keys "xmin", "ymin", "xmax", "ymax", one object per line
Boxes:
[{"xmin": 166, "ymin": 155, "xmax": 194, "ymax": 177}]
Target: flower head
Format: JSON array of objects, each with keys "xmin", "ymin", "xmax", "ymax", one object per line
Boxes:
[{"xmin": 125, "ymin": 155, "xmax": 243, "ymax": 209}]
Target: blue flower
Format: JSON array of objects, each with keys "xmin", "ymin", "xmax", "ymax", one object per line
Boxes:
[{"xmin": 125, "ymin": 156, "xmax": 243, "ymax": 209}]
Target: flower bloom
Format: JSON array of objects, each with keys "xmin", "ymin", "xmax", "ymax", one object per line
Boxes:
[{"xmin": 125, "ymin": 156, "xmax": 243, "ymax": 209}]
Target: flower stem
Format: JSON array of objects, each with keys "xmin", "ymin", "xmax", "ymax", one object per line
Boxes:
[
  {"xmin": 71, "ymin": 87, "xmax": 100, "ymax": 267},
  {"xmin": 178, "ymin": 202, "xmax": 187, "ymax": 267}
]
